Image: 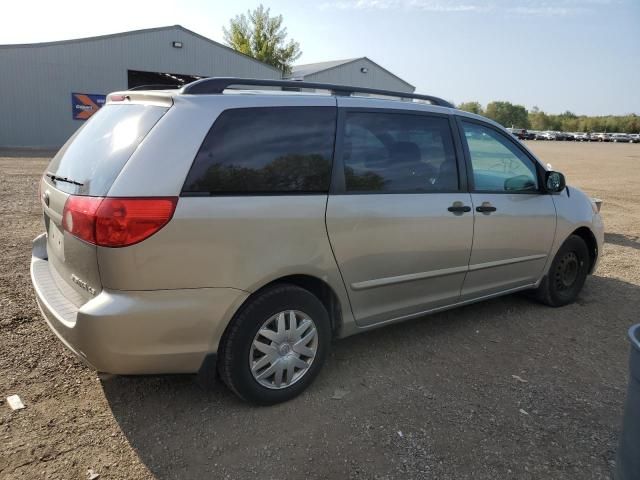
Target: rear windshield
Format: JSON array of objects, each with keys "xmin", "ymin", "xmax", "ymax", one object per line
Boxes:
[{"xmin": 47, "ymin": 104, "xmax": 168, "ymax": 195}]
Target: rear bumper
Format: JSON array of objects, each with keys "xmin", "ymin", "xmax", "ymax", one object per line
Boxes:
[{"xmin": 30, "ymin": 233, "xmax": 248, "ymax": 375}]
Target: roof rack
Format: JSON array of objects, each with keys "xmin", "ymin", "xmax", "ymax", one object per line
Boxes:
[
  {"xmin": 128, "ymin": 84, "xmax": 181, "ymax": 91},
  {"xmin": 180, "ymin": 77, "xmax": 454, "ymax": 108}
]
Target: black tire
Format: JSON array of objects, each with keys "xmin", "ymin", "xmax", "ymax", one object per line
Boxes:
[
  {"xmin": 535, "ymin": 235, "xmax": 590, "ymax": 307},
  {"xmin": 217, "ymin": 284, "xmax": 330, "ymax": 405}
]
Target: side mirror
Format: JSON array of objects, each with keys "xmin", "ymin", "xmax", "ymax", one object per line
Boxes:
[{"xmin": 545, "ymin": 171, "xmax": 566, "ymax": 193}]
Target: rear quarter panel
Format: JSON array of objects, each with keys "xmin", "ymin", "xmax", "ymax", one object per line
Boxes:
[{"xmin": 96, "ymin": 195, "xmax": 355, "ymax": 331}]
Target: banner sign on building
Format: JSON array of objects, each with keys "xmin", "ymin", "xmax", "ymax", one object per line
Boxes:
[{"xmin": 71, "ymin": 93, "xmax": 106, "ymax": 120}]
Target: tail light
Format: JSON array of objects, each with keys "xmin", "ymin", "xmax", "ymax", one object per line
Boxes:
[
  {"xmin": 62, "ymin": 196, "xmax": 102, "ymax": 244},
  {"xmin": 62, "ymin": 196, "xmax": 177, "ymax": 247}
]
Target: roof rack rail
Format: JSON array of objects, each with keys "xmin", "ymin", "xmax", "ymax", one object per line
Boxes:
[
  {"xmin": 128, "ymin": 84, "xmax": 181, "ymax": 91},
  {"xmin": 180, "ymin": 77, "xmax": 454, "ymax": 108}
]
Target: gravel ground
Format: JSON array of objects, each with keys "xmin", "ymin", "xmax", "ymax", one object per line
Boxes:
[{"xmin": 1, "ymin": 142, "xmax": 639, "ymax": 479}]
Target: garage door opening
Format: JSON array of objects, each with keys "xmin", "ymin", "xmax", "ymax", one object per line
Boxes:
[{"xmin": 127, "ymin": 70, "xmax": 202, "ymax": 89}]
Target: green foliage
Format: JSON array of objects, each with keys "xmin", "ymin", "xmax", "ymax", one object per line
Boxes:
[
  {"xmin": 457, "ymin": 101, "xmax": 483, "ymax": 115},
  {"xmin": 223, "ymin": 4, "xmax": 302, "ymax": 74},
  {"xmin": 344, "ymin": 167, "xmax": 387, "ymax": 191},
  {"xmin": 544, "ymin": 113, "xmax": 640, "ymax": 133},
  {"xmin": 194, "ymin": 154, "xmax": 330, "ymax": 192},
  {"xmin": 529, "ymin": 108, "xmax": 553, "ymax": 130},
  {"xmin": 459, "ymin": 101, "xmax": 639, "ymax": 133},
  {"xmin": 485, "ymin": 101, "xmax": 530, "ymax": 129}
]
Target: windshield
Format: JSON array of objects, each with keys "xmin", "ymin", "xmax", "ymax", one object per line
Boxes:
[{"xmin": 47, "ymin": 104, "xmax": 168, "ymax": 195}]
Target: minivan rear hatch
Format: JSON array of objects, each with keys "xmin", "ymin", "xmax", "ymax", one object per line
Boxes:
[{"xmin": 40, "ymin": 101, "xmax": 169, "ymax": 305}]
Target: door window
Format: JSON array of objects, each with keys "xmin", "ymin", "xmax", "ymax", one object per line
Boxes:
[
  {"xmin": 462, "ymin": 121, "xmax": 539, "ymax": 192},
  {"xmin": 342, "ymin": 112, "xmax": 459, "ymax": 193}
]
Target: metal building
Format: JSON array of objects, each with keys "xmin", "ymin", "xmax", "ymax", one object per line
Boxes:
[
  {"xmin": 0, "ymin": 28, "xmax": 416, "ymax": 148},
  {"xmin": 287, "ymin": 57, "xmax": 415, "ymax": 94},
  {"xmin": 0, "ymin": 26, "xmax": 281, "ymax": 148}
]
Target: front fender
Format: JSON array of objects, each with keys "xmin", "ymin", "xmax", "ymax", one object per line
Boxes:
[{"xmin": 548, "ymin": 185, "xmax": 604, "ymax": 274}]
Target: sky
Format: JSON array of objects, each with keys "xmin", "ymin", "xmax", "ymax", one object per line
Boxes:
[{"xmin": 1, "ymin": 0, "xmax": 638, "ymax": 115}]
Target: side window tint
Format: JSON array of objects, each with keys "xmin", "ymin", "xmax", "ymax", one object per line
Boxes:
[
  {"xmin": 462, "ymin": 122, "xmax": 539, "ymax": 192},
  {"xmin": 183, "ymin": 107, "xmax": 336, "ymax": 194},
  {"xmin": 342, "ymin": 112, "xmax": 458, "ymax": 193}
]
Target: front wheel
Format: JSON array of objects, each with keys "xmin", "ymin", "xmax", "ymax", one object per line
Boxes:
[
  {"xmin": 217, "ymin": 284, "xmax": 331, "ymax": 405},
  {"xmin": 534, "ymin": 235, "xmax": 590, "ymax": 307}
]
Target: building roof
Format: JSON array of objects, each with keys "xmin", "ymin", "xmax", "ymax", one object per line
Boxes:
[
  {"xmin": 288, "ymin": 58, "xmax": 360, "ymax": 78},
  {"xmin": 287, "ymin": 56, "xmax": 415, "ymax": 90},
  {"xmin": 0, "ymin": 25, "xmax": 281, "ymax": 73}
]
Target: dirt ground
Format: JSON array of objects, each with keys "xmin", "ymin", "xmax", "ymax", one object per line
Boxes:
[{"xmin": 1, "ymin": 142, "xmax": 639, "ymax": 480}]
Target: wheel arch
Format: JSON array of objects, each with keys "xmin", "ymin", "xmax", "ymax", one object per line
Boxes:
[
  {"xmin": 224, "ymin": 274, "xmax": 345, "ymax": 340},
  {"xmin": 571, "ymin": 226, "xmax": 599, "ymax": 273}
]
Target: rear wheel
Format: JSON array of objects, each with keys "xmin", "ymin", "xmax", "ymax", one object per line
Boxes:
[
  {"xmin": 534, "ymin": 235, "xmax": 590, "ymax": 307},
  {"xmin": 218, "ymin": 284, "xmax": 330, "ymax": 405}
]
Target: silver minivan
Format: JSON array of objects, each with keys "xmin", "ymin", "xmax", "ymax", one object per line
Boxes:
[{"xmin": 31, "ymin": 78, "xmax": 604, "ymax": 404}]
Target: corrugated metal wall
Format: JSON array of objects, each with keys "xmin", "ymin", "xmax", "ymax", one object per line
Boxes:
[
  {"xmin": 0, "ymin": 27, "xmax": 281, "ymax": 147},
  {"xmin": 304, "ymin": 59, "xmax": 414, "ymax": 94}
]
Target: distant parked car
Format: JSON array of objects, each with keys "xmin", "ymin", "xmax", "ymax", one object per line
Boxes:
[
  {"xmin": 611, "ymin": 133, "xmax": 632, "ymax": 143},
  {"xmin": 593, "ymin": 133, "xmax": 611, "ymax": 142},
  {"xmin": 563, "ymin": 132, "xmax": 575, "ymax": 141},
  {"xmin": 574, "ymin": 132, "xmax": 589, "ymax": 142},
  {"xmin": 553, "ymin": 131, "xmax": 569, "ymax": 141},
  {"xmin": 630, "ymin": 134, "xmax": 640, "ymax": 143},
  {"xmin": 507, "ymin": 128, "xmax": 527, "ymax": 140},
  {"xmin": 537, "ymin": 131, "xmax": 557, "ymax": 140}
]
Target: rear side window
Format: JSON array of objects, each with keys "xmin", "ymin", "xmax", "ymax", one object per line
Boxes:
[
  {"xmin": 342, "ymin": 112, "xmax": 458, "ymax": 193},
  {"xmin": 47, "ymin": 104, "xmax": 168, "ymax": 195},
  {"xmin": 183, "ymin": 107, "xmax": 336, "ymax": 194}
]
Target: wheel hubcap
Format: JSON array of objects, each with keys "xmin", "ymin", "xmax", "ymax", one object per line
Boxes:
[
  {"xmin": 249, "ymin": 310, "xmax": 318, "ymax": 390},
  {"xmin": 555, "ymin": 251, "xmax": 581, "ymax": 291}
]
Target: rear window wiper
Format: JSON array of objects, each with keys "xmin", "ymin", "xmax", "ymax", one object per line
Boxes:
[{"xmin": 45, "ymin": 172, "xmax": 84, "ymax": 187}]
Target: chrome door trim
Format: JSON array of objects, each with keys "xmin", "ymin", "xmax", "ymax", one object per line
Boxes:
[
  {"xmin": 468, "ymin": 254, "xmax": 547, "ymax": 272},
  {"xmin": 350, "ymin": 265, "xmax": 469, "ymax": 291}
]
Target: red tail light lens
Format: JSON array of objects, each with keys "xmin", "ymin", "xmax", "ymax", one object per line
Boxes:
[
  {"xmin": 62, "ymin": 196, "xmax": 102, "ymax": 244},
  {"xmin": 95, "ymin": 197, "xmax": 177, "ymax": 247},
  {"xmin": 62, "ymin": 196, "xmax": 177, "ymax": 247}
]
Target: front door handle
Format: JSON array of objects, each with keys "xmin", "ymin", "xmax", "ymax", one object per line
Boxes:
[
  {"xmin": 476, "ymin": 202, "xmax": 497, "ymax": 213},
  {"xmin": 447, "ymin": 202, "xmax": 471, "ymax": 214}
]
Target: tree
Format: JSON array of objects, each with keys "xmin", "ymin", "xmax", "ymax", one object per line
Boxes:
[
  {"xmin": 223, "ymin": 5, "xmax": 302, "ymax": 74},
  {"xmin": 454, "ymin": 100, "xmax": 639, "ymax": 133},
  {"xmin": 485, "ymin": 101, "xmax": 530, "ymax": 129},
  {"xmin": 529, "ymin": 106, "xmax": 552, "ymax": 130},
  {"xmin": 457, "ymin": 101, "xmax": 484, "ymax": 115}
]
